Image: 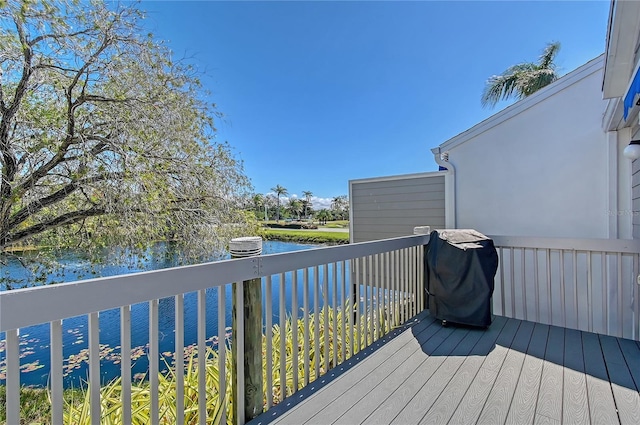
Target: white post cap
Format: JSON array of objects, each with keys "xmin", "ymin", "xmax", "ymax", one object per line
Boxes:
[
  {"xmin": 229, "ymin": 236, "xmax": 263, "ymax": 257},
  {"xmin": 413, "ymin": 226, "xmax": 431, "ymax": 235}
]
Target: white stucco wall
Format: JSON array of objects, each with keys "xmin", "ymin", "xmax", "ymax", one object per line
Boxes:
[{"xmin": 440, "ymin": 57, "xmax": 609, "ymax": 238}]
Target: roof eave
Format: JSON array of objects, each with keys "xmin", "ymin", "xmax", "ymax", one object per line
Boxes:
[{"xmin": 602, "ymin": 0, "xmax": 640, "ymax": 99}]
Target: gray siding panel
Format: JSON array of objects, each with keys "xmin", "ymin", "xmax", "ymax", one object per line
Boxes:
[
  {"xmin": 634, "ymin": 160, "xmax": 639, "ymax": 240},
  {"xmin": 351, "ymin": 174, "xmax": 446, "ymax": 243}
]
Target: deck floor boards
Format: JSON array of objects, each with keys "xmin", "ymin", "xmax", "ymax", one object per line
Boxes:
[{"xmin": 249, "ymin": 313, "xmax": 640, "ymax": 425}]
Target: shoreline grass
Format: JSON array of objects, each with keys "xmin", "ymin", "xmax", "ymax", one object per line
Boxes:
[
  {"xmin": 262, "ymin": 229, "xmax": 349, "ymax": 245},
  {"xmin": 0, "ymin": 303, "xmax": 396, "ymax": 424}
]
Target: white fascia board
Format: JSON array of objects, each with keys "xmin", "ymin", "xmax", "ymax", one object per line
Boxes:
[
  {"xmin": 348, "ymin": 170, "xmax": 447, "ymax": 185},
  {"xmin": 602, "ymin": 97, "xmax": 625, "ymax": 131},
  {"xmin": 603, "ymin": 0, "xmax": 640, "ymax": 98},
  {"xmin": 438, "ymin": 55, "xmax": 605, "ymax": 152}
]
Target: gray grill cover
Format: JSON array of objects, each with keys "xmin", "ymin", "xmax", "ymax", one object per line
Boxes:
[{"xmin": 424, "ymin": 229, "xmax": 498, "ymax": 327}]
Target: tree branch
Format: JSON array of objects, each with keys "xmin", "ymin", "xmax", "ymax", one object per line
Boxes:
[
  {"xmin": 7, "ymin": 171, "xmax": 124, "ymax": 230},
  {"xmin": 5, "ymin": 207, "xmax": 106, "ymax": 246},
  {"xmin": 28, "ymin": 28, "xmax": 95, "ymax": 47}
]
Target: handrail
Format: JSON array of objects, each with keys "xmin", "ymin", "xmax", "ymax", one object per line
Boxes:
[
  {"xmin": 0, "ymin": 234, "xmax": 429, "ymax": 332},
  {"xmin": 489, "ymin": 235, "xmax": 640, "ymax": 253}
]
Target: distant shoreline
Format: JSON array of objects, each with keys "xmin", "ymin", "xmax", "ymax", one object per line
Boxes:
[{"xmin": 262, "ymin": 228, "xmax": 349, "ymax": 245}]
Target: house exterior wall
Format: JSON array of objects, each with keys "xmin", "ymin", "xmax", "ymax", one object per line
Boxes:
[
  {"xmin": 349, "ymin": 173, "xmax": 445, "ymax": 243},
  {"xmin": 634, "ymin": 159, "xmax": 640, "ymax": 239},
  {"xmin": 439, "ymin": 58, "xmax": 608, "ymax": 238}
]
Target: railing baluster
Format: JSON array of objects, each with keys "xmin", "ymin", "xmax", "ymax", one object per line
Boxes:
[
  {"xmin": 533, "ymin": 248, "xmax": 539, "ymax": 323},
  {"xmin": 546, "ymin": 249, "xmax": 552, "ymax": 325},
  {"xmin": 602, "ymin": 252, "xmax": 607, "ymax": 334},
  {"xmin": 382, "ymin": 252, "xmax": 388, "ymax": 335},
  {"xmin": 410, "ymin": 247, "xmax": 415, "ymax": 318},
  {"xmin": 510, "ymin": 248, "xmax": 515, "ymax": 318},
  {"xmin": 362, "ymin": 256, "xmax": 368, "ymax": 348},
  {"xmin": 332, "ymin": 262, "xmax": 338, "ymax": 368},
  {"xmin": 374, "ymin": 254, "xmax": 379, "ymax": 340},
  {"xmin": 521, "ymin": 248, "xmax": 527, "ymax": 321},
  {"xmin": 573, "ymin": 251, "xmax": 578, "ymax": 330},
  {"xmin": 174, "ymin": 296, "xmax": 184, "ymax": 425},
  {"xmin": 292, "ymin": 270, "xmax": 299, "ymax": 392},
  {"xmin": 405, "ymin": 248, "xmax": 413, "ymax": 322},
  {"xmin": 303, "ymin": 268, "xmax": 310, "ymax": 386},
  {"xmin": 355, "ymin": 258, "xmax": 361, "ymax": 352},
  {"xmin": 279, "ymin": 272, "xmax": 287, "ymax": 399},
  {"xmin": 121, "ymin": 305, "xmax": 132, "ymax": 425},
  {"xmin": 560, "ymin": 250, "xmax": 566, "ymax": 328},
  {"xmin": 89, "ymin": 311, "xmax": 101, "ymax": 425},
  {"xmin": 617, "ymin": 252, "xmax": 623, "ymax": 337},
  {"xmin": 50, "ymin": 320, "xmax": 63, "ymax": 425},
  {"xmin": 419, "ymin": 245, "xmax": 425, "ymax": 312},
  {"xmin": 377, "ymin": 253, "xmax": 383, "ymax": 337},
  {"xmin": 378, "ymin": 253, "xmax": 383, "ymax": 335},
  {"xmin": 340, "ymin": 260, "xmax": 346, "ymax": 363},
  {"xmin": 635, "ymin": 254, "xmax": 640, "ymax": 340},
  {"xmin": 368, "ymin": 254, "xmax": 374, "ymax": 345},
  {"xmin": 407, "ymin": 248, "xmax": 411, "ymax": 320},
  {"xmin": 5, "ymin": 329, "xmax": 19, "ymax": 425},
  {"xmin": 634, "ymin": 254, "xmax": 640, "ymax": 340},
  {"xmin": 389, "ymin": 251, "xmax": 398, "ymax": 328},
  {"xmin": 499, "ymin": 247, "xmax": 505, "ymax": 316},
  {"xmin": 197, "ymin": 290, "xmax": 206, "ymax": 425},
  {"xmin": 587, "ymin": 251, "xmax": 593, "ymax": 332},
  {"xmin": 313, "ymin": 265, "xmax": 320, "ymax": 378},
  {"xmin": 398, "ymin": 249, "xmax": 402, "ymax": 325},
  {"xmin": 348, "ymin": 259, "xmax": 355, "ymax": 359},
  {"xmin": 149, "ymin": 300, "xmax": 159, "ymax": 425},
  {"xmin": 217, "ymin": 286, "xmax": 227, "ymax": 425},
  {"xmin": 404, "ymin": 248, "xmax": 409, "ymax": 323},
  {"xmin": 415, "ymin": 246, "xmax": 420, "ymax": 315},
  {"xmin": 323, "ymin": 264, "xmax": 330, "ymax": 373},
  {"xmin": 397, "ymin": 249, "xmax": 402, "ymax": 324},
  {"xmin": 265, "ymin": 275, "xmax": 273, "ymax": 408}
]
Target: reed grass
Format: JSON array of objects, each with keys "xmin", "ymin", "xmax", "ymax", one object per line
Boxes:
[{"xmin": 2, "ymin": 301, "xmax": 399, "ymax": 424}]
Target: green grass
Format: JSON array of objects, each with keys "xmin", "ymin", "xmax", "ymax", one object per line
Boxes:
[
  {"xmin": 320, "ymin": 220, "xmax": 349, "ymax": 229},
  {"xmin": 262, "ymin": 229, "xmax": 349, "ymax": 244}
]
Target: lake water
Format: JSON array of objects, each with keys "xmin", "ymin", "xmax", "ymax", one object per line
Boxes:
[{"xmin": 0, "ymin": 241, "xmax": 349, "ymax": 388}]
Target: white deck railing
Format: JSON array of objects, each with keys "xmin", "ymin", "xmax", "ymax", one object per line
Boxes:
[
  {"xmin": 0, "ymin": 234, "xmax": 428, "ymax": 424},
  {"xmin": 491, "ymin": 236, "xmax": 640, "ymax": 341}
]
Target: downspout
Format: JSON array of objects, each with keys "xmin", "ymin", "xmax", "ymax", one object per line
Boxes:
[{"xmin": 431, "ymin": 147, "xmax": 456, "ymax": 228}]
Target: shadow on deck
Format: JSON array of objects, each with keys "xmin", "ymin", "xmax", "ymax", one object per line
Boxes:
[{"xmin": 250, "ymin": 310, "xmax": 640, "ymax": 425}]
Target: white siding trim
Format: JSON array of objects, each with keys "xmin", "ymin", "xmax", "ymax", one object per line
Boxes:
[{"xmin": 349, "ymin": 171, "xmax": 447, "ymax": 185}]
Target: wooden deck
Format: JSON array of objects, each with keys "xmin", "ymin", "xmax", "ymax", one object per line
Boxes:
[{"xmin": 250, "ymin": 310, "xmax": 640, "ymax": 425}]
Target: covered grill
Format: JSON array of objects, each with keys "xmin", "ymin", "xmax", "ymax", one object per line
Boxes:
[{"xmin": 424, "ymin": 229, "xmax": 499, "ymax": 328}]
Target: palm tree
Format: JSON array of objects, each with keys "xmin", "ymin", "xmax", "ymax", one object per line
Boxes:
[
  {"xmin": 316, "ymin": 209, "xmax": 331, "ymax": 225},
  {"xmin": 481, "ymin": 42, "xmax": 561, "ymax": 108},
  {"xmin": 270, "ymin": 184, "xmax": 288, "ymax": 222},
  {"xmin": 287, "ymin": 198, "xmax": 303, "ymax": 220},
  {"xmin": 331, "ymin": 195, "xmax": 348, "ymax": 220},
  {"xmin": 251, "ymin": 193, "xmax": 266, "ymax": 221},
  {"xmin": 302, "ymin": 190, "xmax": 313, "ymax": 218}
]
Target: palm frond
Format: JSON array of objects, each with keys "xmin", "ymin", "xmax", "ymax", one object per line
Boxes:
[
  {"xmin": 481, "ymin": 42, "xmax": 561, "ymax": 108},
  {"xmin": 518, "ymin": 68, "xmax": 558, "ymax": 97},
  {"xmin": 538, "ymin": 41, "xmax": 561, "ymax": 69}
]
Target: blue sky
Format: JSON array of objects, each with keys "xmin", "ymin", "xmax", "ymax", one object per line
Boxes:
[{"xmin": 139, "ymin": 1, "xmax": 609, "ymax": 209}]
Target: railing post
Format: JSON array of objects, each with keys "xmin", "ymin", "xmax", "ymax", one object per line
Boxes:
[
  {"xmin": 414, "ymin": 226, "xmax": 431, "ymax": 314},
  {"xmin": 230, "ymin": 237, "xmax": 263, "ymax": 423}
]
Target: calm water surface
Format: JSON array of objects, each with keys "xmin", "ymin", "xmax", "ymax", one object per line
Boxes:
[{"xmin": 0, "ymin": 241, "xmax": 351, "ymax": 387}]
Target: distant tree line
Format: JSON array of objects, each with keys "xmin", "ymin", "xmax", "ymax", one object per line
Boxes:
[{"xmin": 246, "ymin": 187, "xmax": 348, "ymax": 223}]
